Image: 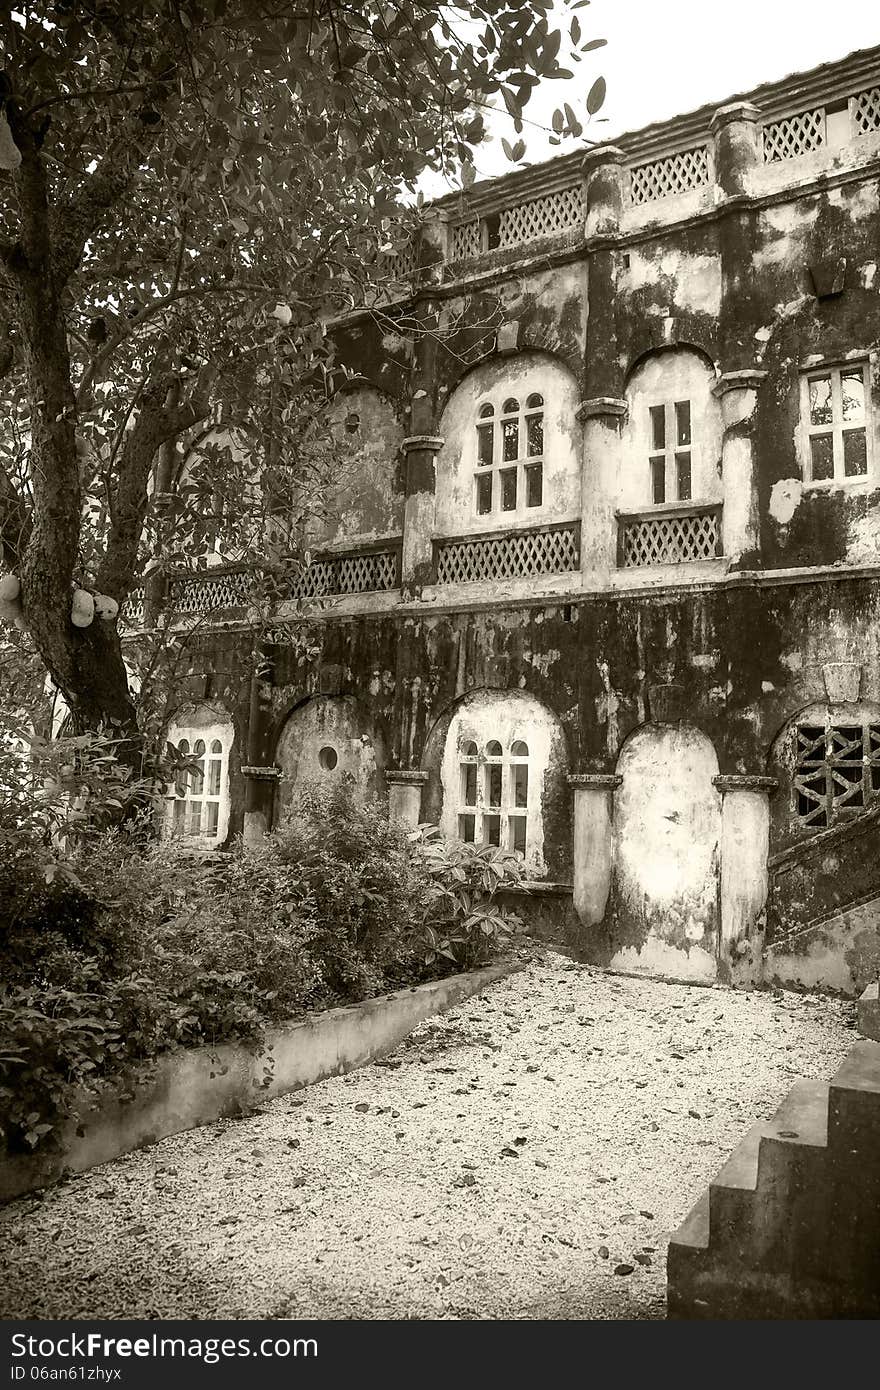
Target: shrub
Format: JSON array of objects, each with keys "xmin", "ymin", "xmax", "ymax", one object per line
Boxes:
[{"xmin": 410, "ymin": 825, "xmax": 527, "ymax": 969}]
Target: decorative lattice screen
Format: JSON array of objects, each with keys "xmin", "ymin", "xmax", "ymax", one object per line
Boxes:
[
  {"xmin": 495, "ymin": 185, "xmax": 584, "ymax": 248},
  {"xmin": 619, "ymin": 509, "xmax": 721, "ymax": 567},
  {"xmin": 169, "ymin": 569, "xmax": 253, "ymax": 614},
  {"xmin": 378, "ymin": 239, "xmax": 417, "ymax": 283},
  {"xmin": 436, "ymin": 525, "xmax": 579, "ymax": 584},
  {"xmin": 289, "ymin": 549, "xmax": 400, "ymax": 599},
  {"xmin": 794, "ymin": 723, "xmax": 880, "ymax": 829},
  {"xmin": 761, "ymin": 108, "xmax": 826, "ymax": 162},
  {"xmin": 450, "ymin": 219, "xmax": 482, "ymax": 262},
  {"xmin": 852, "ymin": 86, "xmax": 880, "ymax": 136},
  {"xmin": 120, "ymin": 587, "xmax": 144, "ymax": 628},
  {"xmin": 628, "ymin": 146, "xmax": 710, "ymax": 204}
]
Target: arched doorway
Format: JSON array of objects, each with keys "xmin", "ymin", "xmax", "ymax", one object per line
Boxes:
[{"xmin": 274, "ymin": 695, "xmax": 387, "ymax": 825}]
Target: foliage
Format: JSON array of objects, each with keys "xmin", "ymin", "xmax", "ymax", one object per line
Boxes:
[
  {"xmin": 0, "ymin": 781, "xmax": 523, "ymax": 1155},
  {"xmin": 410, "ymin": 823, "xmax": 526, "ymax": 969},
  {"xmin": 0, "ymin": 1, "xmax": 604, "ymax": 740}
]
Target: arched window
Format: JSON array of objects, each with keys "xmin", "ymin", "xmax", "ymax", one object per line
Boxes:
[
  {"xmin": 794, "ymin": 721, "xmax": 880, "ymax": 828},
  {"xmin": 474, "ymin": 392, "xmax": 544, "ymax": 518},
  {"xmin": 456, "ymin": 737, "xmax": 532, "ymax": 856},
  {"xmin": 164, "ymin": 715, "xmax": 232, "ymax": 846}
]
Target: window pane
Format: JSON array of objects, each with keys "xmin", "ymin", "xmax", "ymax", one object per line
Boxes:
[
  {"xmin": 809, "ymin": 375, "xmax": 833, "ymax": 426},
  {"xmin": 651, "ymin": 456, "xmax": 666, "ymax": 504},
  {"xmin": 210, "ymin": 739, "xmax": 222, "ymax": 754},
  {"xmin": 178, "ymin": 739, "xmax": 190, "ymax": 755},
  {"xmin": 510, "ymin": 815, "xmax": 527, "ymax": 855},
  {"xmin": 193, "ymin": 739, "xmax": 205, "ymax": 756},
  {"xmin": 526, "ymin": 463, "xmax": 543, "ymax": 508},
  {"xmin": 189, "ymin": 802, "xmax": 202, "ymax": 835},
  {"xmin": 461, "ymin": 762, "xmax": 477, "ymax": 806},
  {"xmin": 675, "ymin": 452, "xmax": 692, "ymax": 501},
  {"xmin": 511, "ymin": 740, "xmax": 529, "ymax": 757},
  {"xmin": 526, "ymin": 392, "xmax": 543, "ymax": 409},
  {"xmin": 502, "ymin": 418, "xmax": 519, "ymax": 461},
  {"xmin": 841, "ymin": 371, "xmax": 866, "ymax": 423},
  {"xmin": 501, "ymin": 468, "xmax": 517, "ymax": 511},
  {"xmin": 809, "ymin": 433, "xmax": 834, "ymax": 481},
  {"xmin": 478, "ymin": 403, "xmax": 494, "ymax": 419},
  {"xmin": 477, "ymin": 423, "xmax": 493, "ymax": 466},
  {"xmin": 502, "ymin": 398, "xmax": 519, "ymax": 415},
  {"xmin": 513, "ymin": 763, "xmax": 528, "ymax": 808},
  {"xmin": 484, "ymin": 814, "xmax": 501, "ymax": 847},
  {"xmin": 208, "ymin": 759, "xmax": 222, "ymax": 796},
  {"xmin": 476, "ymin": 472, "xmax": 492, "ymax": 514},
  {"xmin": 486, "ymin": 740, "xmax": 503, "ymax": 757},
  {"xmin": 459, "ymin": 813, "xmax": 475, "ymax": 843},
  {"xmin": 191, "ymin": 761, "xmax": 204, "ymax": 795},
  {"xmin": 173, "ymin": 799, "xmax": 185, "ymax": 828},
  {"xmin": 205, "ymin": 801, "xmax": 219, "ymax": 836},
  {"xmin": 527, "ymin": 413, "xmax": 543, "ymax": 456},
  {"xmin": 486, "ymin": 764, "xmax": 503, "ymax": 808},
  {"xmin": 843, "ymin": 428, "xmax": 867, "ymax": 476},
  {"xmin": 675, "ymin": 401, "xmax": 691, "ymax": 446},
  {"xmin": 650, "ymin": 405, "xmax": 666, "ymax": 450},
  {"xmin": 461, "ymin": 740, "xmax": 478, "ymax": 758}
]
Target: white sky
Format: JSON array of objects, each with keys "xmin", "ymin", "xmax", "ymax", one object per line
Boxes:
[{"xmin": 421, "ymin": 0, "xmax": 880, "ymax": 198}]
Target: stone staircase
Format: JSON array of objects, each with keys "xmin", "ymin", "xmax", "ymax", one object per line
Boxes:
[{"xmin": 667, "ymin": 1034, "xmax": 880, "ymax": 1318}]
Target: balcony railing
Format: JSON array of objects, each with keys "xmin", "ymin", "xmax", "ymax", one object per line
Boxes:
[
  {"xmin": 617, "ymin": 502, "xmax": 722, "ymax": 568},
  {"xmin": 288, "ymin": 543, "xmax": 401, "ymax": 600},
  {"xmin": 434, "ymin": 521, "xmax": 580, "ymax": 585}
]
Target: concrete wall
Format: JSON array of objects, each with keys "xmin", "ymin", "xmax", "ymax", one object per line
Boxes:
[
  {"xmin": 275, "ymin": 693, "xmax": 387, "ymax": 821},
  {"xmin": 312, "ymin": 385, "xmax": 405, "ymax": 549},
  {"xmin": 0, "ymin": 963, "xmax": 519, "ymax": 1205}
]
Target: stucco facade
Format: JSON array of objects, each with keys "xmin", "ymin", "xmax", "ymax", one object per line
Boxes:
[{"xmin": 142, "ymin": 47, "xmax": 880, "ymax": 997}]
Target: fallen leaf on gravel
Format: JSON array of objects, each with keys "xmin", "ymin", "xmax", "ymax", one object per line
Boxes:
[
  {"xmin": 354, "ymin": 1103, "xmax": 370, "ymax": 1113},
  {"xmin": 534, "ymin": 1160, "xmax": 548, "ymax": 1169},
  {"xmin": 217, "ymin": 1216, "xmax": 239, "ymax": 1226},
  {"xmin": 500, "ymin": 1147, "xmax": 520, "ymax": 1158},
  {"xmin": 598, "ymin": 1246, "xmax": 609, "ymax": 1259},
  {"xmin": 453, "ymin": 1173, "xmax": 476, "ymax": 1188},
  {"xmin": 688, "ymin": 1110, "xmax": 702, "ymax": 1119},
  {"xmin": 614, "ymin": 1264, "xmax": 634, "ymax": 1276},
  {"xmin": 639, "ymin": 1210, "xmax": 654, "ymax": 1219},
  {"xmin": 513, "ymin": 1137, "xmax": 528, "ymax": 1146},
  {"xmin": 634, "ymin": 1253, "xmax": 652, "ymax": 1266},
  {"xmin": 128, "ymin": 1225, "xmax": 147, "ymax": 1237},
  {"xmin": 619, "ymin": 1213, "xmax": 636, "ymax": 1223},
  {"xmin": 286, "ymin": 1139, "xmax": 300, "ymax": 1149}
]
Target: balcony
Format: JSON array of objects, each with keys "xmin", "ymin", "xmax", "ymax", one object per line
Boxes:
[
  {"xmin": 433, "ymin": 521, "xmax": 580, "ymax": 585},
  {"xmin": 616, "ymin": 502, "xmax": 722, "ymax": 569}
]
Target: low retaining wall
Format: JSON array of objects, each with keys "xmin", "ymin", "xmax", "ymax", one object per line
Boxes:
[{"xmin": 1, "ymin": 961, "xmax": 519, "ymax": 1204}]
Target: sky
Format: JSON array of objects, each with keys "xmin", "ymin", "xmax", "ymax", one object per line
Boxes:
[{"xmin": 420, "ymin": 0, "xmax": 880, "ymax": 198}]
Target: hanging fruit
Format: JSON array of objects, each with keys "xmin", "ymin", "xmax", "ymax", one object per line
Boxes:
[
  {"xmin": 71, "ymin": 589, "xmax": 95, "ymax": 628},
  {"xmin": 93, "ymin": 593, "xmax": 119, "ymax": 620}
]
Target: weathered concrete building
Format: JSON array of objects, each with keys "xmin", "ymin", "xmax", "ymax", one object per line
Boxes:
[{"xmin": 150, "ymin": 47, "xmax": 880, "ymax": 998}]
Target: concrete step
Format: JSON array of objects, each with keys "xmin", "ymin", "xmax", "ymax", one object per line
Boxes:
[{"xmin": 706, "ymin": 1079, "xmax": 828, "ymax": 1259}]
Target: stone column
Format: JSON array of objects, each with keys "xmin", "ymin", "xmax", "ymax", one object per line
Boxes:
[
  {"xmin": 711, "ymin": 101, "xmax": 763, "ymax": 370},
  {"xmin": 386, "ymin": 770, "xmax": 428, "ymax": 827},
  {"xmin": 401, "ymin": 435, "xmax": 442, "ymax": 589},
  {"xmin": 711, "ymin": 102, "xmax": 761, "ymax": 199},
  {"xmin": 713, "ymin": 369, "xmax": 768, "ymax": 568},
  {"xmin": 581, "ymin": 146, "xmax": 627, "ymax": 575},
  {"xmin": 242, "ymin": 766, "xmax": 282, "ymax": 845},
  {"xmin": 713, "ymin": 774, "xmax": 778, "ymax": 986},
  {"xmin": 568, "ymin": 773, "xmax": 622, "ymax": 927}
]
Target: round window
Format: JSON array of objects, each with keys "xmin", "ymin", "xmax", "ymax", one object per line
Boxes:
[{"xmin": 318, "ymin": 746, "xmax": 338, "ymax": 771}]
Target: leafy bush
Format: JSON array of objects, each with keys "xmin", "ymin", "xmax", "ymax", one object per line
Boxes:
[{"xmin": 0, "ymin": 773, "xmax": 525, "ymax": 1157}]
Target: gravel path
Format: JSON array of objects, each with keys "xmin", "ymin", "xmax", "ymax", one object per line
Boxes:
[{"xmin": 0, "ymin": 951, "xmax": 857, "ymax": 1321}]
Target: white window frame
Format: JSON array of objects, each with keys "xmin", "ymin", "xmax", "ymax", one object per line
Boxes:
[
  {"xmin": 164, "ymin": 725, "xmax": 231, "ymax": 847},
  {"xmin": 646, "ymin": 398, "xmax": 693, "ymax": 505},
  {"xmin": 456, "ymin": 737, "xmax": 530, "ymax": 856},
  {"xmin": 473, "ymin": 393, "xmax": 545, "ymax": 521},
  {"xmin": 800, "ymin": 360, "xmax": 874, "ymax": 488}
]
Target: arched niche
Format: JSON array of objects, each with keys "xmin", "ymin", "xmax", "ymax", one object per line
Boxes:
[
  {"xmin": 163, "ymin": 702, "xmax": 236, "ymax": 848},
  {"xmin": 422, "ymin": 687, "xmax": 570, "ymax": 878},
  {"xmin": 620, "ymin": 347, "xmax": 722, "ymax": 514},
  {"xmin": 308, "ymin": 386, "xmax": 405, "ymax": 549},
  {"xmin": 611, "ymin": 722, "xmax": 721, "ymax": 982},
  {"xmin": 274, "ymin": 694, "xmax": 387, "ymax": 823},
  {"xmin": 434, "ymin": 351, "xmax": 581, "ymax": 539}
]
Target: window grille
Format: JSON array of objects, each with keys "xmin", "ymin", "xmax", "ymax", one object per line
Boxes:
[
  {"xmin": 794, "ymin": 723, "xmax": 880, "ymax": 829},
  {"xmin": 289, "ymin": 548, "xmax": 400, "ymax": 599},
  {"xmin": 450, "ymin": 219, "xmax": 482, "ymax": 262},
  {"xmin": 457, "ymin": 737, "xmax": 530, "ymax": 855},
  {"xmin": 436, "ymin": 524, "xmax": 579, "ymax": 584},
  {"xmin": 852, "ymin": 85, "xmax": 880, "ymax": 136},
  {"xmin": 166, "ymin": 735, "xmax": 228, "ymax": 842},
  {"xmin": 801, "ymin": 363, "xmax": 871, "ymax": 485},
  {"xmin": 618, "ymin": 506, "xmax": 721, "ymax": 567},
  {"xmin": 494, "ymin": 186, "xmax": 584, "ymax": 248},
  {"xmin": 474, "ymin": 393, "xmax": 544, "ymax": 519},
  {"xmin": 648, "ymin": 399, "xmax": 693, "ymax": 505},
  {"xmin": 761, "ymin": 108, "xmax": 826, "ymax": 162},
  {"xmin": 628, "ymin": 146, "xmax": 710, "ymax": 204}
]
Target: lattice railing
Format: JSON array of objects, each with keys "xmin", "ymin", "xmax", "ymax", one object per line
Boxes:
[
  {"xmin": 761, "ymin": 107, "xmax": 826, "ymax": 162},
  {"xmin": 450, "ymin": 219, "xmax": 481, "ymax": 262},
  {"xmin": 618, "ymin": 505, "xmax": 722, "ymax": 568},
  {"xmin": 852, "ymin": 85, "xmax": 880, "ymax": 136},
  {"xmin": 289, "ymin": 548, "xmax": 400, "ymax": 599},
  {"xmin": 628, "ymin": 146, "xmax": 710, "ymax": 204},
  {"xmin": 378, "ymin": 240, "xmax": 418, "ymax": 283},
  {"xmin": 120, "ymin": 587, "xmax": 144, "ymax": 629},
  {"xmin": 435, "ymin": 523, "xmax": 579, "ymax": 584},
  {"xmin": 169, "ymin": 568, "xmax": 254, "ymax": 614},
  {"xmin": 495, "ymin": 185, "xmax": 584, "ymax": 248}
]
